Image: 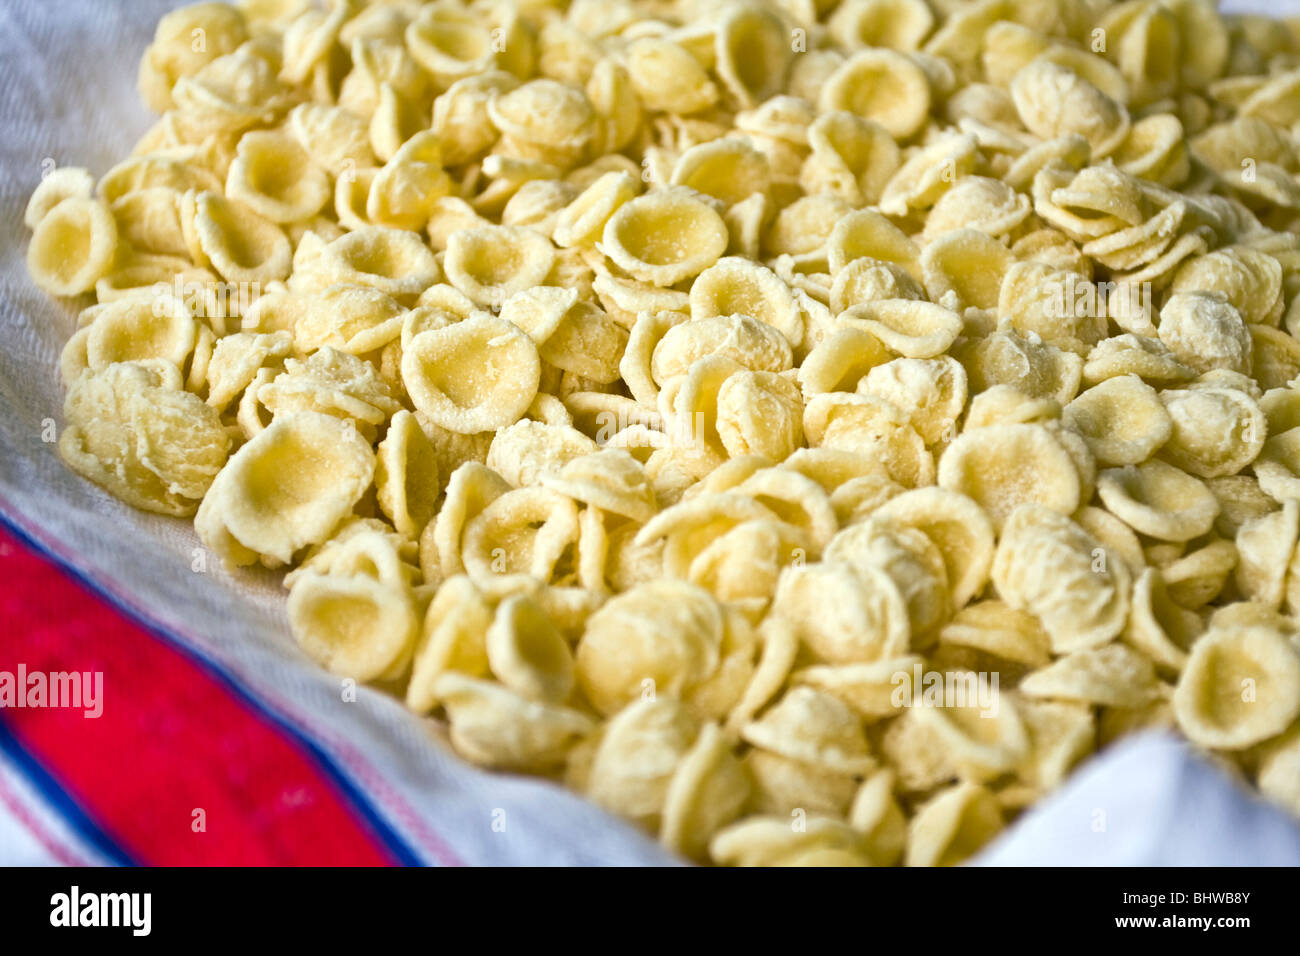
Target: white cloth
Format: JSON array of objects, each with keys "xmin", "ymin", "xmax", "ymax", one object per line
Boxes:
[{"xmin": 0, "ymin": 0, "xmax": 1297, "ymax": 866}]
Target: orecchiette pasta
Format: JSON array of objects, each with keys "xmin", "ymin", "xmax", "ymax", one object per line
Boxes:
[{"xmin": 27, "ymin": 0, "xmax": 1300, "ymax": 867}]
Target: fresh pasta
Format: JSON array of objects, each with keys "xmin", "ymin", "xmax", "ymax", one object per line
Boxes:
[{"xmin": 25, "ymin": 0, "xmax": 1300, "ymax": 866}]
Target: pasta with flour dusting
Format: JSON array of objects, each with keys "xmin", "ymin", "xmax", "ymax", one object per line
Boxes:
[{"xmin": 23, "ymin": 0, "xmax": 1300, "ymax": 867}]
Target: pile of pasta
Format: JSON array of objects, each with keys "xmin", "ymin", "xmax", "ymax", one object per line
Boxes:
[{"xmin": 24, "ymin": 0, "xmax": 1300, "ymax": 866}]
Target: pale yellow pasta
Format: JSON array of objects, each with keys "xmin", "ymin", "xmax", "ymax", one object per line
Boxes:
[
  {"xmin": 670, "ymin": 139, "xmax": 771, "ymax": 208},
  {"xmin": 804, "ymin": 392, "xmax": 935, "ymax": 487},
  {"xmin": 991, "ymin": 504, "xmax": 1131, "ymax": 653},
  {"xmin": 839, "ymin": 299, "xmax": 963, "ymax": 360},
  {"xmin": 1173, "ymin": 626, "xmax": 1300, "ymax": 750},
  {"xmin": 192, "ymin": 192, "xmax": 291, "ymax": 284},
  {"xmin": 434, "ymin": 673, "xmax": 593, "ymax": 773},
  {"xmin": 485, "ymin": 594, "xmax": 575, "ymax": 704},
  {"xmin": 800, "ymin": 111, "xmax": 900, "ymax": 207},
  {"xmin": 1011, "ymin": 59, "xmax": 1130, "ymax": 157},
  {"xmin": 25, "ymin": 167, "xmax": 96, "ymax": 229},
  {"xmin": 84, "ymin": 292, "xmax": 197, "ymax": 374},
  {"xmin": 27, "ymin": 197, "xmax": 118, "ymax": 297},
  {"xmin": 460, "ymin": 487, "xmax": 580, "ymax": 584},
  {"xmin": 287, "ymin": 569, "xmax": 417, "ymax": 681},
  {"xmin": 938, "ymin": 424, "xmax": 1081, "ymax": 531},
  {"xmin": 819, "ymin": 49, "xmax": 931, "ymax": 140},
  {"xmin": 442, "ymin": 224, "xmax": 555, "ymax": 307},
  {"xmin": 226, "ymin": 130, "xmax": 330, "ymax": 224},
  {"xmin": 60, "ymin": 361, "xmax": 229, "ymax": 516},
  {"xmin": 770, "ymin": 560, "xmax": 910, "ymax": 664},
  {"xmin": 374, "ymin": 410, "xmax": 440, "ymax": 540},
  {"xmin": 905, "ymin": 783, "xmax": 1003, "ymax": 867},
  {"xmin": 601, "ymin": 187, "xmax": 728, "ymax": 287},
  {"xmin": 1096, "ymin": 460, "xmax": 1220, "ymax": 542},
  {"xmin": 1062, "ymin": 375, "xmax": 1172, "ymax": 467},
  {"xmin": 1018, "ymin": 643, "xmax": 1160, "ymax": 709},
  {"xmin": 689, "ymin": 257, "xmax": 802, "ymax": 348},
  {"xmin": 321, "ymin": 227, "xmax": 441, "ymax": 299},
  {"xmin": 919, "ymin": 229, "xmax": 1013, "ymax": 313},
  {"xmin": 401, "ymin": 314, "xmax": 540, "ymax": 434},
  {"xmin": 196, "ymin": 411, "xmax": 374, "ymax": 566},
  {"xmin": 27, "ymin": 0, "xmax": 1300, "ymax": 868},
  {"xmin": 576, "ymin": 580, "xmax": 724, "ymax": 716},
  {"xmin": 878, "ymin": 133, "xmax": 979, "ymax": 217},
  {"xmin": 624, "ymin": 37, "xmax": 718, "ymax": 115}
]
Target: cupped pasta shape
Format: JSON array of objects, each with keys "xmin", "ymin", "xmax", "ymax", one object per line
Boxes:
[
  {"xmin": 1172, "ymin": 626, "xmax": 1300, "ymax": 750},
  {"xmin": 919, "ymin": 230, "xmax": 1012, "ymax": 313},
  {"xmin": 839, "ymin": 299, "xmax": 963, "ymax": 359},
  {"xmin": 27, "ymin": 197, "xmax": 118, "ymax": 296},
  {"xmin": 801, "ymin": 110, "xmax": 900, "ymax": 207},
  {"xmin": 624, "ymin": 38, "xmax": 718, "ymax": 115},
  {"xmin": 829, "ymin": 0, "xmax": 934, "ymax": 51},
  {"xmin": 318, "ymin": 227, "xmax": 440, "ymax": 298},
  {"xmin": 460, "ymin": 487, "xmax": 580, "ymax": 584},
  {"xmin": 859, "ymin": 356, "xmax": 966, "ymax": 446},
  {"xmin": 689, "ymin": 257, "xmax": 802, "ymax": 347},
  {"xmin": 197, "ymin": 411, "xmax": 375, "ymax": 565},
  {"xmin": 937, "ymin": 424, "xmax": 1082, "ymax": 531},
  {"xmin": 660, "ymin": 721, "xmax": 751, "ymax": 861},
  {"xmin": 1011, "ymin": 59, "xmax": 1130, "ymax": 157},
  {"xmin": 1018, "ymin": 643, "xmax": 1160, "ymax": 709},
  {"xmin": 904, "ymin": 783, "xmax": 1003, "ymax": 867},
  {"xmin": 1062, "ymin": 375, "xmax": 1172, "ymax": 467},
  {"xmin": 486, "ymin": 594, "xmax": 575, "ymax": 704},
  {"xmin": 293, "ymin": 284, "xmax": 404, "ymax": 355},
  {"xmin": 192, "ymin": 192, "xmax": 292, "ymax": 284},
  {"xmin": 601, "ymin": 187, "xmax": 729, "ymax": 287},
  {"xmin": 710, "ymin": 815, "xmax": 873, "ymax": 868},
  {"xmin": 434, "ymin": 672, "xmax": 594, "ymax": 773},
  {"xmin": 405, "ymin": 5, "xmax": 498, "ymax": 85},
  {"xmin": 85, "ymin": 292, "xmax": 197, "ymax": 373},
  {"xmin": 826, "ymin": 209, "xmax": 921, "ymax": 279},
  {"xmin": 375, "ymin": 409, "xmax": 440, "ymax": 539},
  {"xmin": 878, "ymin": 134, "xmax": 979, "ymax": 217},
  {"xmin": 800, "ymin": 323, "xmax": 888, "ymax": 395},
  {"xmin": 825, "ymin": 516, "xmax": 950, "ymax": 638},
  {"xmin": 24, "ymin": 166, "xmax": 95, "ymax": 228},
  {"xmin": 939, "ymin": 600, "xmax": 1051, "ymax": 668},
  {"xmin": 913, "ymin": 685, "xmax": 1029, "ymax": 781},
  {"xmin": 576, "ymin": 580, "xmax": 725, "ymax": 716},
  {"xmin": 991, "ymin": 504, "xmax": 1131, "ymax": 654},
  {"xmin": 1096, "ymin": 460, "xmax": 1220, "ymax": 542},
  {"xmin": 286, "ymin": 570, "xmax": 417, "ymax": 681},
  {"xmin": 60, "ymin": 360, "xmax": 229, "ymax": 516},
  {"xmin": 226, "ymin": 129, "xmax": 331, "ymax": 223},
  {"xmin": 577, "ymin": 695, "xmax": 703, "ymax": 829},
  {"xmin": 803, "ymin": 392, "xmax": 934, "ymax": 488},
  {"xmin": 1159, "ymin": 387, "xmax": 1266, "ymax": 478},
  {"xmin": 487, "ymin": 419, "xmax": 598, "ymax": 488},
  {"xmin": 553, "ymin": 170, "xmax": 641, "ymax": 249},
  {"xmin": 742, "ymin": 686, "xmax": 876, "ymax": 775},
  {"xmin": 872, "ymin": 488, "xmax": 995, "ymax": 611},
  {"xmin": 401, "ymin": 314, "xmax": 541, "ymax": 433},
  {"xmin": 715, "ymin": 370, "xmax": 804, "ymax": 462},
  {"xmin": 443, "ymin": 225, "xmax": 555, "ymax": 307},
  {"xmin": 714, "ymin": 4, "xmax": 793, "ymax": 108},
  {"xmin": 819, "ymin": 49, "xmax": 931, "ymax": 140},
  {"xmin": 671, "ymin": 139, "xmax": 771, "ymax": 208},
  {"xmin": 405, "ymin": 575, "xmax": 492, "ymax": 714},
  {"xmin": 771, "ymin": 560, "xmax": 910, "ymax": 664},
  {"xmin": 1157, "ymin": 291, "xmax": 1252, "ymax": 376},
  {"xmin": 542, "ymin": 448, "xmax": 658, "ymax": 524},
  {"xmin": 923, "ymin": 177, "xmax": 1031, "ymax": 240}
]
